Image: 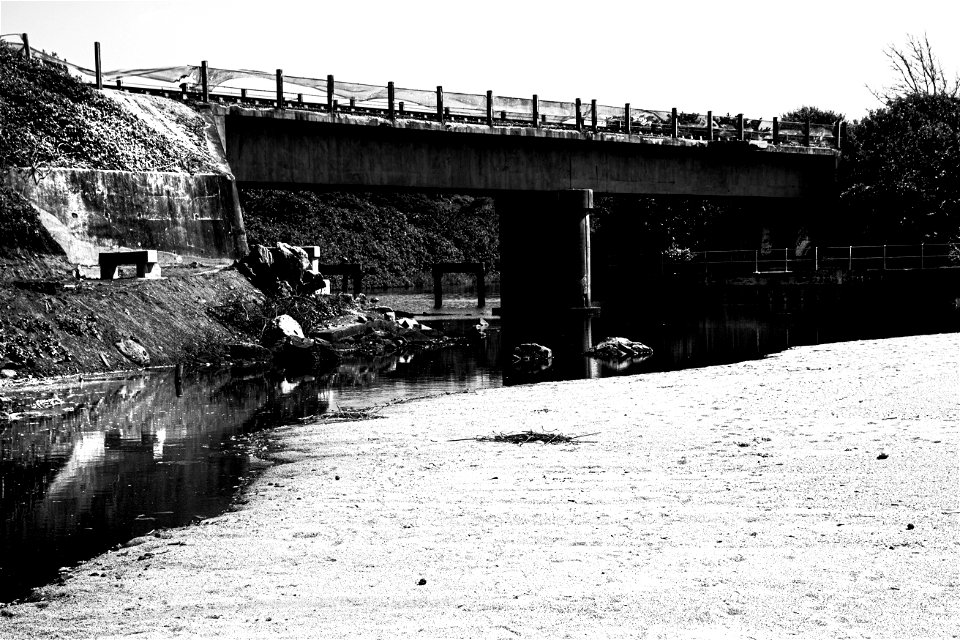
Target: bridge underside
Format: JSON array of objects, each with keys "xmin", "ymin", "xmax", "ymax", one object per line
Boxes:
[{"xmin": 222, "ymin": 111, "xmax": 837, "ymax": 199}]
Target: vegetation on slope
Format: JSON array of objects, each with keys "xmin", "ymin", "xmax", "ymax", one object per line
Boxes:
[
  {"xmin": 0, "ymin": 187, "xmax": 61, "ymax": 258},
  {"xmin": 240, "ymin": 190, "xmax": 500, "ymax": 288},
  {"xmin": 0, "ymin": 43, "xmax": 217, "ymax": 173}
]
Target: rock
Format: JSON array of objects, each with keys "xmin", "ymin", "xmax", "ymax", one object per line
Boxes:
[
  {"xmin": 417, "ymin": 578, "xmax": 427, "ymax": 586},
  {"xmin": 227, "ymin": 342, "xmax": 272, "ymax": 362},
  {"xmin": 0, "ymin": 368, "xmax": 16, "ymax": 379},
  {"xmin": 266, "ymin": 314, "xmax": 305, "ymax": 343},
  {"xmin": 115, "ymin": 339, "xmax": 150, "ymax": 366},
  {"xmin": 877, "ymin": 451, "xmax": 889, "ymax": 460},
  {"xmin": 397, "ymin": 317, "xmax": 420, "ymax": 330},
  {"xmin": 513, "ymin": 343, "xmax": 553, "ymax": 363},
  {"xmin": 906, "ymin": 523, "xmax": 915, "ymax": 530},
  {"xmin": 270, "ymin": 243, "xmax": 311, "ymax": 283},
  {"xmin": 586, "ymin": 336, "xmax": 654, "ymax": 360},
  {"xmin": 272, "ymin": 335, "xmax": 339, "ymax": 373}
]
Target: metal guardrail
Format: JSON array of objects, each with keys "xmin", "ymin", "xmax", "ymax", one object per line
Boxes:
[
  {"xmin": 666, "ymin": 244, "xmax": 958, "ymax": 276},
  {"xmin": 3, "ymin": 33, "xmax": 843, "ymax": 148}
]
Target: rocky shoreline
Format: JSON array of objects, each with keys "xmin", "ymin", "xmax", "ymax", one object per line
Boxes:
[{"xmin": 1, "ymin": 331, "xmax": 956, "ymax": 639}]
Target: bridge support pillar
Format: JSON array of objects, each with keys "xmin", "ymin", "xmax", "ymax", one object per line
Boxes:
[{"xmin": 497, "ymin": 189, "xmax": 599, "ymax": 374}]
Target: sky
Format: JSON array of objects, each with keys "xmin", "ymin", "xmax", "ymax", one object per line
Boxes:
[{"xmin": 2, "ymin": 0, "xmax": 959, "ymax": 121}]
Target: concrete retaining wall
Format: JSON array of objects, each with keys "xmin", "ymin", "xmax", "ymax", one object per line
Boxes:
[{"xmin": 3, "ymin": 168, "xmax": 247, "ymax": 265}]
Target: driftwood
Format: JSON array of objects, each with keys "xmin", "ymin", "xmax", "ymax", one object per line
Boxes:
[
  {"xmin": 451, "ymin": 430, "xmax": 599, "ymax": 445},
  {"xmin": 298, "ymin": 408, "xmax": 384, "ymax": 423}
]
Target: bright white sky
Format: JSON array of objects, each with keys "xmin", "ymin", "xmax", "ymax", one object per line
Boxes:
[{"xmin": 2, "ymin": 0, "xmax": 959, "ymax": 120}]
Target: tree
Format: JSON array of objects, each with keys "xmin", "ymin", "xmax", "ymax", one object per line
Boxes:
[
  {"xmin": 841, "ymin": 92, "xmax": 960, "ymax": 243},
  {"xmin": 872, "ymin": 33, "xmax": 959, "ymax": 102},
  {"xmin": 781, "ymin": 106, "xmax": 845, "ymax": 124}
]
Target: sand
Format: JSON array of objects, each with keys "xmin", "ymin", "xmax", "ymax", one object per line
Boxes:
[{"xmin": 2, "ymin": 333, "xmax": 957, "ymax": 639}]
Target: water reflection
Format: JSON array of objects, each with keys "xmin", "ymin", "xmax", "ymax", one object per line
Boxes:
[{"xmin": 0, "ymin": 332, "xmax": 501, "ymax": 603}]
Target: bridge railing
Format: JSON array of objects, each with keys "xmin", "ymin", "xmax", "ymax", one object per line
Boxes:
[
  {"xmin": 2, "ymin": 34, "xmax": 842, "ymax": 149},
  {"xmin": 665, "ymin": 244, "xmax": 958, "ymax": 277}
]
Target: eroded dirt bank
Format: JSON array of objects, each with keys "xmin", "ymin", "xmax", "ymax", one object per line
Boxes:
[{"xmin": 2, "ymin": 333, "xmax": 957, "ymax": 639}]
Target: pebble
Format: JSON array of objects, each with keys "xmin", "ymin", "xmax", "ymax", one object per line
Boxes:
[
  {"xmin": 906, "ymin": 523, "xmax": 915, "ymax": 530},
  {"xmin": 417, "ymin": 578, "xmax": 427, "ymax": 586},
  {"xmin": 876, "ymin": 451, "xmax": 889, "ymax": 460}
]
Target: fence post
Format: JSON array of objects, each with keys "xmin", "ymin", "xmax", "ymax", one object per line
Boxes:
[
  {"xmin": 773, "ymin": 116, "xmax": 780, "ymax": 144},
  {"xmin": 883, "ymin": 244, "xmax": 886, "ymax": 270},
  {"xmin": 326, "ymin": 75, "xmax": 335, "ymax": 112},
  {"xmin": 275, "ymin": 69, "xmax": 284, "ymax": 109},
  {"xmin": 815, "ymin": 246, "xmax": 818, "ymax": 271},
  {"xmin": 784, "ymin": 247, "xmax": 789, "ymax": 272},
  {"xmin": 240, "ymin": 88, "xmax": 247, "ymax": 100},
  {"xmin": 21, "ymin": 33, "xmax": 30, "ymax": 59},
  {"xmin": 201, "ymin": 60, "xmax": 209, "ymax": 102},
  {"xmin": 387, "ymin": 81, "xmax": 395, "ymax": 121},
  {"xmin": 848, "ymin": 245, "xmax": 852, "ymax": 271},
  {"xmin": 754, "ymin": 250, "xmax": 758, "ymax": 274},
  {"xmin": 624, "ymin": 103, "xmax": 631, "ymax": 134},
  {"xmin": 921, "ymin": 242, "xmax": 924, "ymax": 269},
  {"xmin": 486, "ymin": 90, "xmax": 493, "ymax": 127},
  {"xmin": 116, "ymin": 78, "xmax": 123, "ymax": 90},
  {"xmin": 671, "ymin": 108, "xmax": 678, "ymax": 138},
  {"xmin": 803, "ymin": 119, "xmax": 811, "ymax": 146},
  {"xmin": 532, "ymin": 94, "xmax": 539, "ymax": 128},
  {"xmin": 575, "ymin": 98, "xmax": 582, "ymax": 131},
  {"xmin": 591, "ymin": 99, "xmax": 597, "ymax": 132},
  {"xmin": 94, "ymin": 42, "xmax": 103, "ymax": 89},
  {"xmin": 436, "ymin": 86, "xmax": 444, "ymax": 124},
  {"xmin": 736, "ymin": 113, "xmax": 744, "ymax": 141},
  {"xmin": 707, "ymin": 110, "xmax": 714, "ymax": 141},
  {"xmin": 833, "ymin": 120, "xmax": 842, "ymax": 149}
]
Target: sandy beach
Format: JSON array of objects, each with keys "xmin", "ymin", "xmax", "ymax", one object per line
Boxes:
[{"xmin": 2, "ymin": 332, "xmax": 957, "ymax": 639}]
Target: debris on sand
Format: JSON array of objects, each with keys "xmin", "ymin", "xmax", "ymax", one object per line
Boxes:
[
  {"xmin": 298, "ymin": 408, "xmax": 385, "ymax": 424},
  {"xmin": 451, "ymin": 430, "xmax": 599, "ymax": 445}
]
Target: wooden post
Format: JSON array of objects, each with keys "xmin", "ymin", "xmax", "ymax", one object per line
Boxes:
[
  {"xmin": 201, "ymin": 60, "xmax": 209, "ymax": 102},
  {"xmin": 575, "ymin": 98, "xmax": 582, "ymax": 131},
  {"xmin": 388, "ymin": 81, "xmax": 395, "ymax": 121},
  {"xmin": 326, "ymin": 74, "xmax": 335, "ymax": 112},
  {"xmin": 736, "ymin": 113, "xmax": 744, "ymax": 141},
  {"xmin": 477, "ymin": 264, "xmax": 486, "ymax": 308},
  {"xmin": 116, "ymin": 78, "xmax": 123, "ymax": 90},
  {"xmin": 436, "ymin": 86, "xmax": 444, "ymax": 124},
  {"xmin": 624, "ymin": 103, "xmax": 631, "ymax": 134},
  {"xmin": 590, "ymin": 99, "xmax": 597, "ymax": 132},
  {"xmin": 772, "ymin": 116, "xmax": 780, "ymax": 144},
  {"xmin": 671, "ymin": 107, "xmax": 678, "ymax": 138},
  {"xmin": 833, "ymin": 120, "xmax": 842, "ymax": 149},
  {"xmin": 297, "ymin": 93, "xmax": 303, "ymax": 104},
  {"xmin": 486, "ymin": 90, "xmax": 493, "ymax": 127},
  {"xmin": 94, "ymin": 42, "xmax": 103, "ymax": 89},
  {"xmin": 240, "ymin": 88, "xmax": 247, "ymax": 100},
  {"xmin": 433, "ymin": 269, "xmax": 443, "ymax": 309},
  {"xmin": 803, "ymin": 119, "xmax": 811, "ymax": 146},
  {"xmin": 275, "ymin": 69, "xmax": 284, "ymax": 109},
  {"xmin": 707, "ymin": 110, "xmax": 714, "ymax": 141},
  {"xmin": 398, "ymin": 101, "xmax": 404, "ymax": 115},
  {"xmin": 21, "ymin": 33, "xmax": 31, "ymax": 59},
  {"xmin": 532, "ymin": 94, "xmax": 539, "ymax": 128}
]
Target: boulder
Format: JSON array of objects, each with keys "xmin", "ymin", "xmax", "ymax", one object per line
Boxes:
[
  {"xmin": 513, "ymin": 343, "xmax": 553, "ymax": 363},
  {"xmin": 272, "ymin": 335, "xmax": 339, "ymax": 373},
  {"xmin": 266, "ymin": 314, "xmax": 305, "ymax": 343},
  {"xmin": 227, "ymin": 342, "xmax": 272, "ymax": 362},
  {"xmin": 115, "ymin": 338, "xmax": 150, "ymax": 366},
  {"xmin": 270, "ymin": 243, "xmax": 311, "ymax": 284},
  {"xmin": 586, "ymin": 337, "xmax": 653, "ymax": 360}
]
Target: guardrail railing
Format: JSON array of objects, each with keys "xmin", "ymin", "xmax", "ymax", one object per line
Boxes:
[
  {"xmin": 2, "ymin": 33, "xmax": 843, "ymax": 148},
  {"xmin": 666, "ymin": 244, "xmax": 958, "ymax": 276}
]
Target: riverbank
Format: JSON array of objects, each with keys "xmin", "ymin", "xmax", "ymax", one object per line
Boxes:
[{"xmin": 2, "ymin": 332, "xmax": 957, "ymax": 638}]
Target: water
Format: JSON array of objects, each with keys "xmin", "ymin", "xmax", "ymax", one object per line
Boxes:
[
  {"xmin": 0, "ymin": 323, "xmax": 501, "ymax": 603},
  {"xmin": 2, "ymin": 284, "xmax": 956, "ymax": 602}
]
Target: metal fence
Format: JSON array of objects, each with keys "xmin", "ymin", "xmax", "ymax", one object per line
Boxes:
[
  {"xmin": 2, "ymin": 33, "xmax": 842, "ymax": 148},
  {"xmin": 666, "ymin": 244, "xmax": 957, "ymax": 277}
]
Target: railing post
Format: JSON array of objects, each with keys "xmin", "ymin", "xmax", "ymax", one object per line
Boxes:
[
  {"xmin": 849, "ymin": 245, "xmax": 853, "ymax": 271},
  {"xmin": 921, "ymin": 242, "xmax": 924, "ymax": 269},
  {"xmin": 803, "ymin": 119, "xmax": 811, "ymax": 146},
  {"xmin": 883, "ymin": 244, "xmax": 887, "ymax": 270},
  {"xmin": 815, "ymin": 246, "xmax": 818, "ymax": 271},
  {"xmin": 754, "ymin": 250, "xmax": 758, "ymax": 274},
  {"xmin": 201, "ymin": 60, "xmax": 209, "ymax": 102},
  {"xmin": 275, "ymin": 69, "xmax": 284, "ymax": 109},
  {"xmin": 624, "ymin": 103, "xmax": 631, "ymax": 134},
  {"xmin": 116, "ymin": 78, "xmax": 123, "ymax": 90},
  {"xmin": 21, "ymin": 33, "xmax": 31, "ymax": 59},
  {"xmin": 436, "ymin": 86, "xmax": 444, "ymax": 124},
  {"xmin": 326, "ymin": 75, "xmax": 335, "ymax": 112},
  {"xmin": 349, "ymin": 97, "xmax": 356, "ymax": 109},
  {"xmin": 575, "ymin": 98, "xmax": 582, "ymax": 131},
  {"xmin": 240, "ymin": 88, "xmax": 247, "ymax": 100},
  {"xmin": 477, "ymin": 264, "xmax": 486, "ymax": 308},
  {"xmin": 94, "ymin": 42, "xmax": 103, "ymax": 89},
  {"xmin": 784, "ymin": 247, "xmax": 789, "ymax": 272},
  {"xmin": 387, "ymin": 81, "xmax": 395, "ymax": 121},
  {"xmin": 591, "ymin": 99, "xmax": 597, "ymax": 132},
  {"xmin": 398, "ymin": 101, "xmax": 404, "ymax": 115},
  {"xmin": 707, "ymin": 110, "xmax": 714, "ymax": 141},
  {"xmin": 736, "ymin": 113, "xmax": 744, "ymax": 141},
  {"xmin": 671, "ymin": 107, "xmax": 678, "ymax": 138},
  {"xmin": 833, "ymin": 120, "xmax": 842, "ymax": 150},
  {"xmin": 532, "ymin": 94, "xmax": 539, "ymax": 128},
  {"xmin": 486, "ymin": 90, "xmax": 493, "ymax": 127},
  {"xmin": 772, "ymin": 116, "xmax": 780, "ymax": 144}
]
